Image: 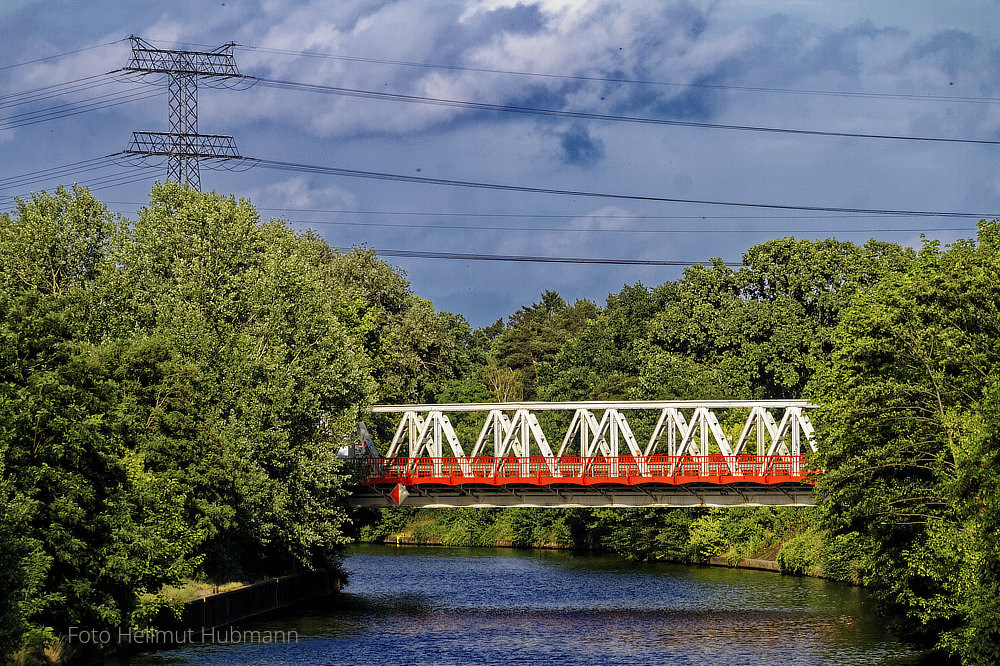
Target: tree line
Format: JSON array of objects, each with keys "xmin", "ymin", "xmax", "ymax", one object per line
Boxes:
[
  {"xmin": 3, "ymin": 183, "xmax": 1000, "ymax": 663},
  {"xmin": 0, "ymin": 184, "xmax": 473, "ymax": 660}
]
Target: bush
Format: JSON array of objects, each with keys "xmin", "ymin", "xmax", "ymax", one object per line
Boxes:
[{"xmin": 777, "ymin": 528, "xmax": 824, "ymax": 576}]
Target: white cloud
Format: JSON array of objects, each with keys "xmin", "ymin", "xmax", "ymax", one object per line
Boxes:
[{"xmin": 245, "ymin": 175, "xmax": 357, "ymax": 213}]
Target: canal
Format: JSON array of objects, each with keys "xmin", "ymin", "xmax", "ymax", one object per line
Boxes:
[{"xmin": 121, "ymin": 544, "xmax": 933, "ymax": 664}]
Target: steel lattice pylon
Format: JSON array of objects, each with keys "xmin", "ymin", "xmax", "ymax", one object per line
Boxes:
[{"xmin": 123, "ymin": 36, "xmax": 246, "ymax": 191}]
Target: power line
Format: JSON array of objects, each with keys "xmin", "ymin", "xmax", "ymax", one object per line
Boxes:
[
  {"xmin": 0, "ymin": 39, "xmax": 124, "ymax": 72},
  {"xmin": 0, "ymin": 88, "xmax": 163, "ymax": 131},
  {"xmin": 0, "ymin": 73, "xmax": 116, "ymax": 107},
  {"xmin": 5, "ymin": 50, "xmax": 993, "ymax": 147},
  {"xmin": 6, "ymin": 154, "xmax": 997, "ymax": 222},
  {"xmin": 0, "ymin": 156, "xmax": 160, "ymax": 204},
  {"xmin": 238, "ymin": 43, "xmax": 1000, "ymax": 106},
  {"xmin": 92, "ymin": 202, "xmax": 978, "ymax": 232},
  {"xmin": 96, "ymin": 202, "xmax": 983, "ymax": 221},
  {"xmin": 347, "ymin": 248, "xmax": 742, "ymax": 266},
  {"xmin": 253, "ymin": 77, "xmax": 1000, "ymax": 146},
  {"xmin": 254, "ymin": 208, "xmax": 922, "ymax": 220},
  {"xmin": 282, "ymin": 217, "xmax": 975, "ymax": 235},
  {"xmin": 0, "ymin": 156, "xmax": 116, "ymax": 189},
  {"xmin": 253, "ymin": 158, "xmax": 1000, "ymax": 219}
]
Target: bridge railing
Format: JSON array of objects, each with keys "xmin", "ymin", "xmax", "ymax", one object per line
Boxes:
[{"xmin": 366, "ymin": 454, "xmax": 812, "ymax": 486}]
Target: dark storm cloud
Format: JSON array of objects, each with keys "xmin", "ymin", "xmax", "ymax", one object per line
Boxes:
[
  {"xmin": 729, "ymin": 16, "xmax": 903, "ymax": 84},
  {"xmin": 903, "ymin": 29, "xmax": 996, "ymax": 83},
  {"xmin": 558, "ymin": 123, "xmax": 605, "ymax": 167},
  {"xmin": 464, "ymin": 2, "xmax": 545, "ymax": 36}
]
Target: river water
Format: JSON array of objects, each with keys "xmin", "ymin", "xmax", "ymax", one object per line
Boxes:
[{"xmin": 121, "ymin": 544, "xmax": 933, "ymax": 665}]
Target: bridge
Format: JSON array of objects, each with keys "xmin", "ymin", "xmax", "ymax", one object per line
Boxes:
[{"xmin": 349, "ymin": 400, "xmax": 819, "ymax": 508}]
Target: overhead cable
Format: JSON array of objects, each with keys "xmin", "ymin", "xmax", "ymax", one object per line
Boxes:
[
  {"xmin": 344, "ymin": 248, "xmax": 742, "ymax": 266},
  {"xmin": 0, "ymin": 88, "xmax": 163, "ymax": 130},
  {"xmin": 238, "ymin": 44, "xmax": 999, "ymax": 105},
  {"xmin": 253, "ymin": 158, "xmax": 1000, "ymax": 219},
  {"xmin": 0, "ymin": 39, "xmax": 124, "ymax": 72},
  {"xmin": 283, "ymin": 217, "xmax": 975, "ymax": 235},
  {"xmin": 0, "ymin": 73, "xmax": 116, "ymax": 107},
  {"xmin": 252, "ymin": 77, "xmax": 1000, "ymax": 146}
]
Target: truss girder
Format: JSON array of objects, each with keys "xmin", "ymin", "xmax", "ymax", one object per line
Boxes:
[
  {"xmin": 470, "ymin": 409, "xmax": 511, "ymax": 457},
  {"xmin": 371, "ymin": 401, "xmax": 816, "ymax": 479},
  {"xmin": 385, "ymin": 410, "xmax": 470, "ymax": 476},
  {"xmin": 385, "ymin": 410, "xmax": 467, "ymax": 459}
]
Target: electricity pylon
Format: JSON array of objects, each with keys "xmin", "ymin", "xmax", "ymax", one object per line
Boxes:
[{"xmin": 122, "ymin": 35, "xmax": 247, "ymax": 191}]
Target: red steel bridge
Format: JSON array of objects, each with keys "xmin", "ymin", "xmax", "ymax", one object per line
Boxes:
[{"xmin": 349, "ymin": 401, "xmax": 818, "ymax": 508}]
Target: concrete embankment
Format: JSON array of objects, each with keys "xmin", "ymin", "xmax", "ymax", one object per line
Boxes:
[
  {"xmin": 706, "ymin": 556, "xmax": 781, "ymax": 572},
  {"xmin": 382, "ymin": 534, "xmax": 573, "ymax": 549},
  {"xmin": 180, "ymin": 569, "xmax": 339, "ymax": 632}
]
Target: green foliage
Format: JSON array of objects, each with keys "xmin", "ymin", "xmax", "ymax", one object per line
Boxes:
[
  {"xmin": 776, "ymin": 527, "xmax": 824, "ymax": 576},
  {"xmin": 687, "ymin": 508, "xmax": 804, "ymax": 564},
  {"xmin": 97, "ymin": 184, "xmax": 374, "ymax": 579},
  {"xmin": 489, "ymin": 509, "xmax": 575, "ymax": 546},
  {"xmin": 491, "ymin": 291, "xmax": 598, "ymax": 400},
  {"xmin": 811, "ymin": 221, "xmax": 1000, "ymax": 661},
  {"xmin": 0, "ymin": 184, "xmax": 397, "ymax": 658},
  {"xmin": 0, "ymin": 467, "xmax": 26, "ymax": 657},
  {"xmin": 360, "ymin": 508, "xmax": 579, "ymax": 549},
  {"xmin": 583, "ymin": 508, "xmax": 699, "ymax": 561},
  {"xmin": 357, "ymin": 508, "xmax": 420, "ymax": 542},
  {"xmin": 314, "ymin": 245, "xmax": 474, "ymax": 404},
  {"xmin": 0, "ymin": 292, "xmax": 134, "ymax": 638},
  {"xmin": 541, "ymin": 239, "xmax": 915, "ymax": 403}
]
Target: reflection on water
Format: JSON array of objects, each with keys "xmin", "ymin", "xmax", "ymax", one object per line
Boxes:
[{"xmin": 119, "ymin": 544, "xmax": 934, "ymax": 665}]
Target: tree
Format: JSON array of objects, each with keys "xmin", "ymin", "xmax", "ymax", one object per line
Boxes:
[
  {"xmin": 306, "ymin": 243, "xmax": 474, "ymax": 404},
  {"xmin": 99, "ymin": 183, "xmax": 375, "ymax": 578},
  {"xmin": 0, "ymin": 184, "xmax": 386, "ymax": 658},
  {"xmin": 811, "ymin": 222, "xmax": 1000, "ymax": 662},
  {"xmin": 491, "ymin": 291, "xmax": 597, "ymax": 399},
  {"xmin": 0, "ymin": 187, "xmax": 147, "ymax": 645}
]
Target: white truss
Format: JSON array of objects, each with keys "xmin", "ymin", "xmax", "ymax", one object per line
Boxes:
[
  {"xmin": 373, "ymin": 401, "xmax": 817, "ymax": 477},
  {"xmin": 384, "ymin": 410, "xmax": 470, "ymax": 475}
]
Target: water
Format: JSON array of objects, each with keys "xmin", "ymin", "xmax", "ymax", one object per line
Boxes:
[{"xmin": 119, "ymin": 544, "xmax": 933, "ymax": 665}]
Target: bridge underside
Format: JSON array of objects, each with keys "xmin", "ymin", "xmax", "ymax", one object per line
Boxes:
[{"xmin": 350, "ymin": 482, "xmax": 815, "ymax": 508}]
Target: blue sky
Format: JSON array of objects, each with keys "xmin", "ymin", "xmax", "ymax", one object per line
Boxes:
[{"xmin": 2, "ymin": 0, "xmax": 999, "ymax": 327}]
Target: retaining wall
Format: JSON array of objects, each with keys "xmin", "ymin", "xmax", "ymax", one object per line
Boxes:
[{"xmin": 180, "ymin": 570, "xmax": 339, "ymax": 631}]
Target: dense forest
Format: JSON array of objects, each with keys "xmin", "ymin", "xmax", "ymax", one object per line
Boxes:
[{"xmin": 3, "ymin": 184, "xmax": 1000, "ymax": 663}]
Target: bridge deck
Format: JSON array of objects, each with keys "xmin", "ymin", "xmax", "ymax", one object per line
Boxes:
[
  {"xmin": 351, "ymin": 482, "xmax": 815, "ymax": 508},
  {"xmin": 356, "ymin": 454, "xmax": 816, "ymax": 507}
]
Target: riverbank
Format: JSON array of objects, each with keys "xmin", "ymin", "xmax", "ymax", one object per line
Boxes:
[
  {"xmin": 178, "ymin": 569, "xmax": 340, "ymax": 634},
  {"xmin": 372, "ymin": 534, "xmax": 798, "ymax": 577},
  {"xmin": 51, "ymin": 571, "xmax": 341, "ymax": 666},
  {"xmin": 381, "ymin": 533, "xmax": 575, "ymax": 550},
  {"xmin": 359, "ymin": 506, "xmax": 832, "ymax": 580},
  {"xmin": 87, "ymin": 543, "xmax": 932, "ymax": 665}
]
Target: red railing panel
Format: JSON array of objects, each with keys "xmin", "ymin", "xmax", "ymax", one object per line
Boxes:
[{"xmin": 365, "ymin": 454, "xmax": 813, "ymax": 487}]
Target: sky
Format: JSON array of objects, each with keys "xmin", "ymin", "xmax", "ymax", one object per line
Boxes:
[{"xmin": 2, "ymin": 0, "xmax": 999, "ymax": 327}]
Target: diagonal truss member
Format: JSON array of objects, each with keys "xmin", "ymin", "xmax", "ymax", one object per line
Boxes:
[{"xmin": 122, "ymin": 36, "xmax": 247, "ymax": 190}]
